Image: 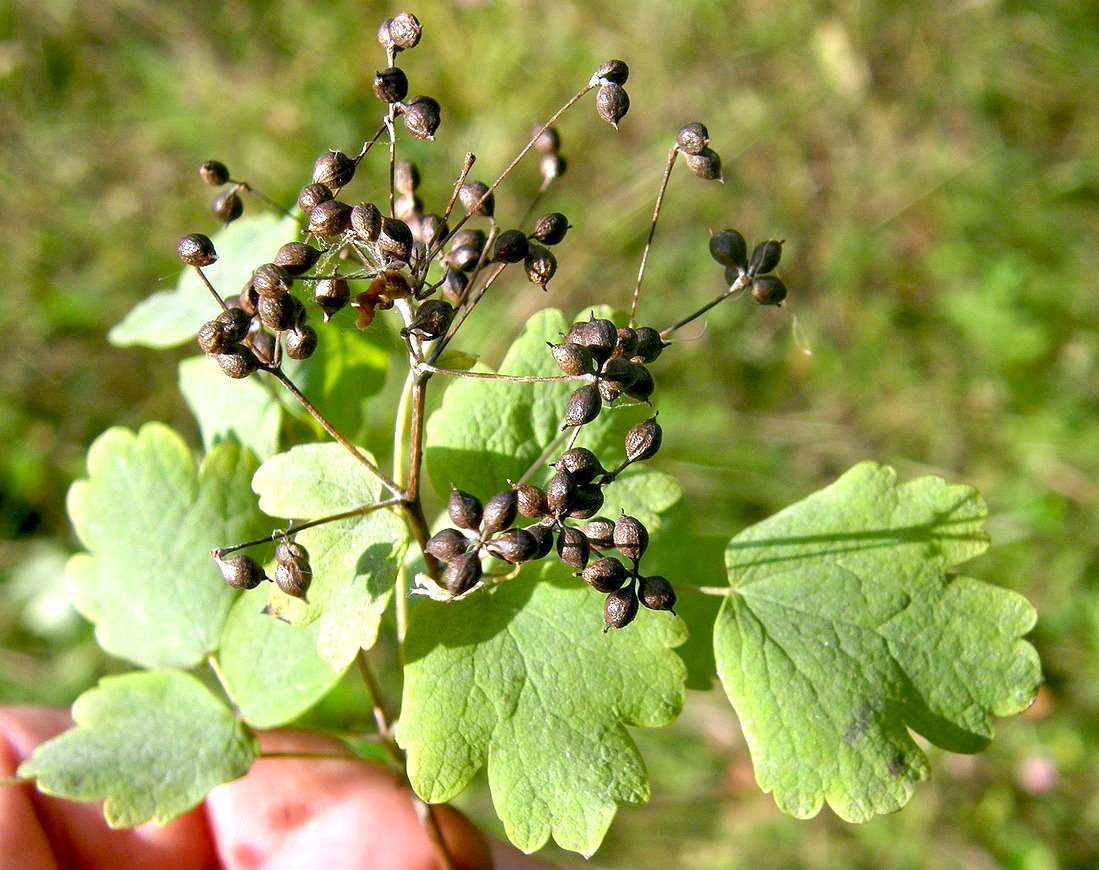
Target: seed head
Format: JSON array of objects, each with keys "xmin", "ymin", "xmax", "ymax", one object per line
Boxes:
[
  {"xmin": 613, "ymin": 514, "xmax": 649, "ymax": 563},
  {"xmin": 583, "ymin": 557, "xmax": 627, "ymax": 593},
  {"xmin": 596, "ymin": 83, "xmax": 630, "ymax": 128},
  {"xmin": 252, "ymin": 263, "xmax": 293, "ymax": 299},
  {"xmin": 562, "ymin": 384, "xmax": 602, "ymax": 428},
  {"xmin": 215, "ymin": 345, "xmax": 259, "ymax": 379},
  {"xmin": 638, "ymin": 575, "xmax": 677, "ymax": 613},
  {"xmin": 402, "ymin": 96, "xmax": 441, "ymax": 140},
  {"xmin": 380, "ymin": 12, "xmax": 422, "ymax": 52},
  {"xmin": 556, "ymin": 525, "xmax": 590, "ymax": 569},
  {"xmin": 308, "ymin": 199, "xmax": 353, "ymax": 237},
  {"xmin": 217, "ymin": 554, "xmax": 266, "ymax": 590},
  {"xmin": 458, "ymin": 181, "xmax": 494, "ymax": 217},
  {"xmin": 177, "ymin": 233, "xmax": 217, "ymax": 267},
  {"xmin": 709, "ymin": 229, "xmax": 748, "ymax": 271},
  {"xmin": 448, "ymin": 486, "xmax": 483, "ymax": 531},
  {"xmin": 442, "ymin": 551, "xmax": 482, "ymax": 596},
  {"xmin": 312, "ymin": 150, "xmax": 356, "ymax": 191},
  {"xmin": 603, "ymin": 584, "xmax": 639, "ymax": 631},
  {"xmin": 524, "ymin": 244, "xmax": 557, "ymax": 288},
  {"xmin": 425, "ymin": 528, "xmax": 472, "ymax": 563},
  {"xmin": 675, "ymin": 122, "xmax": 710, "ymax": 156},
  {"xmin": 482, "ymin": 490, "xmax": 519, "ymax": 534},
  {"xmin": 685, "ymin": 148, "xmax": 723, "ymax": 181},
  {"xmin": 531, "ymin": 213, "xmax": 570, "ymax": 246},
  {"xmin": 373, "ymin": 67, "xmax": 409, "ymax": 104},
  {"xmin": 486, "ymin": 528, "xmax": 539, "ymax": 564},
  {"xmin": 298, "ymin": 183, "xmax": 333, "ymax": 215},
  {"xmin": 212, "ymin": 189, "xmax": 243, "ymax": 223},
  {"xmin": 748, "ymin": 240, "xmax": 783, "ymax": 276},
  {"xmin": 593, "ymin": 59, "xmax": 629, "ymax": 85},
  {"xmin": 285, "ymin": 324, "xmax": 318, "ymax": 360},
  {"xmin": 493, "ymin": 229, "xmax": 529, "ymax": 264},
  {"xmin": 274, "ymin": 242, "xmax": 321, "ymax": 276},
  {"xmin": 750, "ymin": 275, "xmax": 788, "ymax": 306},
  {"xmin": 624, "ymin": 416, "xmax": 662, "ymax": 464}
]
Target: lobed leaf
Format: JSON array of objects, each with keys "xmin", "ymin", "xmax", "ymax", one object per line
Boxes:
[
  {"xmin": 66, "ymin": 423, "xmax": 267, "ymax": 669},
  {"xmin": 18, "ymin": 671, "xmax": 258, "ymax": 828},
  {"xmin": 397, "ymin": 562, "xmax": 687, "ymax": 856},
  {"xmin": 109, "ymin": 214, "xmax": 299, "ymax": 348},
  {"xmin": 251, "ymin": 443, "xmax": 408, "ymax": 668},
  {"xmin": 715, "ymin": 462, "xmax": 1041, "ymax": 821}
]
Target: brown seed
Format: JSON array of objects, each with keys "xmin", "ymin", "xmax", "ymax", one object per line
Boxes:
[
  {"xmin": 215, "ymin": 345, "xmax": 259, "ymax": 379},
  {"xmin": 314, "ymin": 277, "xmax": 350, "ymax": 320},
  {"xmin": 402, "ymin": 299, "xmax": 453, "ymax": 339},
  {"xmin": 218, "ymin": 554, "xmax": 266, "ymax": 590},
  {"xmin": 546, "ymin": 468, "xmax": 577, "ymax": 517},
  {"xmin": 582, "ymin": 557, "xmax": 627, "ymax": 593},
  {"xmin": 596, "ymin": 83, "xmax": 630, "ymax": 128},
  {"xmin": 748, "ymin": 240, "xmax": 784, "ymax": 276},
  {"xmin": 350, "ymin": 202, "xmax": 382, "ymax": 241},
  {"xmin": 603, "ymin": 584, "xmax": 639, "ymax": 631},
  {"xmin": 533, "ymin": 125, "xmax": 560, "ymax": 154},
  {"xmin": 313, "ymin": 151, "xmax": 356, "ymax": 191},
  {"xmin": 527, "ymin": 521, "xmax": 556, "ymax": 560},
  {"xmin": 449, "ymin": 486, "xmax": 483, "ymax": 531},
  {"xmin": 274, "ymin": 242, "xmax": 321, "ymax": 276},
  {"xmin": 531, "ymin": 213, "xmax": 570, "ymax": 246},
  {"xmin": 593, "ymin": 59, "xmax": 629, "ymax": 85},
  {"xmin": 177, "ymin": 233, "xmax": 217, "ymax": 267},
  {"xmin": 562, "ymin": 384, "xmax": 602, "ymax": 428},
  {"xmin": 612, "ymin": 327, "xmax": 638, "ymax": 360},
  {"xmin": 613, "ymin": 515, "xmax": 649, "ymax": 563},
  {"xmin": 675, "ymin": 122, "xmax": 710, "ymax": 156},
  {"xmin": 633, "ymin": 327, "xmax": 666, "ymax": 363},
  {"xmin": 442, "ymin": 551, "xmax": 482, "ymax": 595},
  {"xmin": 252, "ymin": 263, "xmax": 293, "ymax": 299},
  {"xmin": 377, "ymin": 216, "xmax": 414, "ymax": 263},
  {"xmin": 402, "ymin": 96, "xmax": 441, "ymax": 140},
  {"xmin": 458, "ymin": 181, "xmax": 494, "ymax": 217},
  {"xmin": 425, "ymin": 528, "xmax": 472, "ymax": 563},
  {"xmin": 215, "ymin": 307, "xmax": 252, "ymax": 343},
  {"xmin": 197, "ymin": 320, "xmax": 231, "ymax": 356},
  {"xmin": 308, "ymin": 200, "xmax": 353, "ymax": 237},
  {"xmin": 566, "ymin": 485, "xmax": 604, "ymax": 520},
  {"xmin": 199, "ymin": 160, "xmax": 230, "ymax": 186},
  {"xmin": 624, "ymin": 416, "xmax": 662, "ymax": 464},
  {"xmin": 525, "ymin": 244, "xmax": 557, "ymax": 288},
  {"xmin": 638, "ymin": 575, "xmax": 677, "ymax": 613},
  {"xmin": 298, "ymin": 183, "xmax": 334, "ymax": 215},
  {"xmin": 486, "ymin": 528, "xmax": 539, "ymax": 564},
  {"xmin": 514, "ymin": 484, "xmax": 548, "ymax": 518},
  {"xmin": 557, "ymin": 448, "xmax": 605, "ymax": 484},
  {"xmin": 373, "ymin": 67, "xmax": 409, "ymax": 103},
  {"xmin": 556, "ymin": 526, "xmax": 590, "ymax": 569},
  {"xmin": 708, "ymin": 229, "xmax": 748, "ymax": 270},
  {"xmin": 482, "ymin": 490, "xmax": 518, "ymax": 534},
  {"xmin": 212, "ymin": 189, "xmax": 243, "ymax": 223},
  {"xmin": 625, "ymin": 365, "xmax": 655, "ymax": 402},
  {"xmin": 493, "ymin": 229, "xmax": 529, "ymax": 264},
  {"xmin": 582, "ymin": 517, "xmax": 615, "ymax": 550},
  {"xmin": 550, "ymin": 342, "xmax": 594, "ymax": 376},
  {"xmin": 275, "ymin": 557, "xmax": 312, "ymax": 599},
  {"xmin": 285, "ymin": 324, "xmax": 318, "ymax": 360},
  {"xmin": 382, "ymin": 11, "xmax": 422, "ymax": 51},
  {"xmin": 258, "ymin": 293, "xmax": 305, "ymax": 332},
  {"xmin": 685, "ymin": 148, "xmax": 723, "ymax": 181},
  {"xmin": 750, "ymin": 275, "xmax": 787, "ymax": 306}
]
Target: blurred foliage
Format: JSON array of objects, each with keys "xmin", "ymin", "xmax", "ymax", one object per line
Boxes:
[{"xmin": 1, "ymin": 0, "xmax": 1097, "ymax": 865}]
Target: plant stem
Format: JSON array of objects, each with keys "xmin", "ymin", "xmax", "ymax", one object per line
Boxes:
[
  {"xmin": 356, "ymin": 650, "xmax": 396, "ymax": 741},
  {"xmin": 628, "ymin": 147, "xmax": 679, "ymax": 328},
  {"xmin": 416, "ymin": 363, "xmax": 587, "ymax": 383},
  {"xmin": 660, "ymin": 273, "xmax": 750, "ymax": 339},
  {"xmin": 403, "ymin": 372, "xmax": 440, "ymax": 584},
  {"xmin": 263, "ymin": 365, "xmax": 404, "ymax": 499},
  {"xmin": 229, "ymin": 180, "xmax": 294, "ymax": 218},
  {"xmin": 517, "ymin": 429, "xmax": 571, "ymax": 485},
  {"xmin": 193, "ymin": 266, "xmax": 228, "ymax": 311}
]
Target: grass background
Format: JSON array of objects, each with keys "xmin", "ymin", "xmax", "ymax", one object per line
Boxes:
[{"xmin": 2, "ymin": 0, "xmax": 1097, "ymax": 866}]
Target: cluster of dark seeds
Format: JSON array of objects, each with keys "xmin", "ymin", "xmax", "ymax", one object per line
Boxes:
[
  {"xmin": 675, "ymin": 121, "xmax": 723, "ymax": 182},
  {"xmin": 709, "ymin": 229, "xmax": 787, "ymax": 305},
  {"xmin": 592, "ymin": 60, "xmax": 631, "ymax": 129},
  {"xmin": 216, "ymin": 540, "xmax": 312, "ymax": 600}
]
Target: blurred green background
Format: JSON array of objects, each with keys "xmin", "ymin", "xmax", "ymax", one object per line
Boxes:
[{"xmin": 2, "ymin": 0, "xmax": 1097, "ymax": 866}]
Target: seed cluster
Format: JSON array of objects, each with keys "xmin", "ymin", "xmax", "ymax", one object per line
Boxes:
[
  {"xmin": 709, "ymin": 228, "xmax": 787, "ymax": 305},
  {"xmin": 216, "ymin": 540, "xmax": 313, "ymax": 600}
]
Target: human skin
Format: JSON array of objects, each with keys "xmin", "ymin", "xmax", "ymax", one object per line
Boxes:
[{"xmin": 0, "ymin": 707, "xmax": 552, "ymax": 870}]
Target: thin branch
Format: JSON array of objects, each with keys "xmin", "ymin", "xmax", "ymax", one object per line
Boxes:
[
  {"xmin": 356, "ymin": 651, "xmax": 396, "ymax": 741},
  {"xmin": 354, "ymin": 123, "xmax": 389, "ymax": 166},
  {"xmin": 430, "ymin": 262, "xmax": 507, "ymax": 361},
  {"xmin": 416, "ymin": 363, "xmax": 587, "ymax": 383},
  {"xmin": 517, "ymin": 429, "xmax": 571, "ymax": 485},
  {"xmin": 193, "ymin": 266, "xmax": 228, "ymax": 311},
  {"xmin": 660, "ymin": 273, "xmax": 750, "ymax": 339},
  {"xmin": 628, "ymin": 147, "xmax": 679, "ymax": 327},
  {"xmin": 415, "ymin": 801, "xmax": 456, "ymax": 870},
  {"xmin": 229, "ymin": 180, "xmax": 294, "ymax": 218},
  {"xmin": 403, "ymin": 374, "xmax": 441, "ymax": 583}
]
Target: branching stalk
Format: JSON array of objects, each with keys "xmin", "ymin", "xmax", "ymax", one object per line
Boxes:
[{"xmin": 628, "ymin": 147, "xmax": 679, "ymax": 327}]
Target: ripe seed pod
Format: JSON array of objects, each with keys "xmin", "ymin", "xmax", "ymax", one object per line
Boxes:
[
  {"xmin": 493, "ymin": 229, "xmax": 529, "ymax": 264},
  {"xmin": 314, "ymin": 277, "xmax": 350, "ymax": 320},
  {"xmin": 527, "ymin": 521, "xmax": 556, "ymax": 560},
  {"xmin": 486, "ymin": 528, "xmax": 539, "ymax": 564},
  {"xmin": 748, "ymin": 239, "xmax": 783, "ymax": 276},
  {"xmin": 533, "ymin": 125, "xmax": 560, "ymax": 154},
  {"xmin": 633, "ymin": 327, "xmax": 665, "ymax": 363},
  {"xmin": 215, "ymin": 307, "xmax": 252, "ymax": 343},
  {"xmin": 393, "ymin": 160, "xmax": 420, "ymax": 196},
  {"xmin": 448, "ymin": 486, "xmax": 483, "ymax": 531},
  {"xmin": 275, "ymin": 242, "xmax": 321, "ymax": 276},
  {"xmin": 252, "ymin": 263, "xmax": 293, "ymax": 299},
  {"xmin": 285, "ymin": 324, "xmax": 318, "ymax": 360},
  {"xmin": 514, "ymin": 484, "xmax": 548, "ymax": 518},
  {"xmin": 531, "ymin": 212, "xmax": 570, "ymax": 246},
  {"xmin": 750, "ymin": 275, "xmax": 788, "ymax": 306},
  {"xmin": 402, "ymin": 96, "xmax": 441, "ymax": 140},
  {"xmin": 450, "ymin": 229, "xmax": 487, "ymax": 252},
  {"xmin": 685, "ymin": 148, "xmax": 723, "ymax": 181},
  {"xmin": 546, "ymin": 467, "xmax": 577, "ymax": 517},
  {"xmin": 248, "ymin": 323, "xmax": 275, "ymax": 362},
  {"xmin": 458, "ymin": 181, "xmax": 494, "ymax": 218},
  {"xmin": 298, "ymin": 183, "xmax": 333, "ymax": 215},
  {"xmin": 578, "ymin": 317, "xmax": 617, "ymax": 362},
  {"xmin": 402, "ymin": 299, "xmax": 453, "ymax": 339},
  {"xmin": 416, "ymin": 212, "xmax": 448, "ymax": 246},
  {"xmin": 258, "ymin": 293, "xmax": 305, "ymax": 332},
  {"xmin": 394, "ymin": 193, "xmax": 421, "ymax": 223},
  {"xmin": 236, "ymin": 280, "xmax": 259, "ymax": 317},
  {"xmin": 625, "ymin": 416, "xmax": 662, "ymax": 464},
  {"xmin": 562, "ymin": 383, "xmax": 602, "ymax": 428},
  {"xmin": 612, "ymin": 327, "xmax": 638, "ymax": 360},
  {"xmin": 308, "ymin": 199, "xmax": 353, "ymax": 237},
  {"xmin": 376, "ymin": 216, "xmax": 414, "ymax": 263},
  {"xmin": 449, "ymin": 246, "xmax": 480, "ymax": 272},
  {"xmin": 373, "ymin": 66, "xmax": 409, "ymax": 103},
  {"xmin": 550, "ymin": 342, "xmax": 594, "ymax": 376},
  {"xmin": 275, "ymin": 540, "xmax": 309, "ymax": 565},
  {"xmin": 556, "ymin": 526, "xmax": 590, "ymax": 569},
  {"xmin": 638, "ymin": 575, "xmax": 677, "ymax": 613},
  {"xmin": 583, "ymin": 518, "xmax": 615, "ymax": 550},
  {"xmin": 177, "ymin": 233, "xmax": 217, "ymax": 267},
  {"xmin": 676, "ymin": 122, "xmax": 710, "ymax": 156},
  {"xmin": 625, "ymin": 365, "xmax": 655, "ymax": 402},
  {"xmin": 313, "ymin": 150, "xmax": 356, "ymax": 191},
  {"xmin": 598, "ymin": 378, "xmax": 623, "ymax": 404},
  {"xmin": 603, "ymin": 584, "xmax": 639, "ymax": 631},
  {"xmin": 613, "ymin": 514, "xmax": 649, "ymax": 563},
  {"xmin": 218, "ymin": 554, "xmax": 266, "ymax": 590},
  {"xmin": 198, "ymin": 320, "xmax": 231, "ymax": 356},
  {"xmin": 566, "ymin": 484, "xmax": 604, "ymax": 520},
  {"xmin": 212, "ymin": 189, "xmax": 243, "ymax": 223},
  {"xmin": 350, "ymin": 202, "xmax": 382, "ymax": 241},
  {"xmin": 601, "ymin": 357, "xmax": 639, "ymax": 391},
  {"xmin": 383, "ymin": 11, "xmax": 422, "ymax": 51},
  {"xmin": 216, "ymin": 345, "xmax": 259, "ymax": 379},
  {"xmin": 582, "ymin": 557, "xmax": 627, "ymax": 593},
  {"xmin": 443, "ymin": 550, "xmax": 482, "ymax": 595},
  {"xmin": 482, "ymin": 490, "xmax": 518, "ymax": 535},
  {"xmin": 709, "ymin": 229, "xmax": 748, "ymax": 271},
  {"xmin": 199, "ymin": 160, "xmax": 230, "ymax": 186},
  {"xmin": 275, "ymin": 556, "xmax": 312, "ymax": 599},
  {"xmin": 594, "ymin": 59, "xmax": 629, "ymax": 85},
  {"xmin": 557, "ymin": 447, "xmax": 605, "ymax": 484},
  {"xmin": 425, "ymin": 528, "xmax": 472, "ymax": 563},
  {"xmin": 596, "ymin": 83, "xmax": 630, "ymax": 128},
  {"xmin": 440, "ymin": 267, "xmax": 468, "ymax": 304}
]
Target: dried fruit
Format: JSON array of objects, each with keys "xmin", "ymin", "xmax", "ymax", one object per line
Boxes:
[
  {"xmin": 373, "ymin": 66, "xmax": 409, "ymax": 103},
  {"xmin": 440, "ymin": 267, "xmax": 468, "ymax": 304},
  {"xmin": 197, "ymin": 320, "xmax": 231, "ymax": 356},
  {"xmin": 624, "ymin": 416, "xmax": 662, "ymax": 463},
  {"xmin": 486, "ymin": 528, "xmax": 539, "ymax": 564},
  {"xmin": 458, "ymin": 181, "xmax": 494, "ymax": 217},
  {"xmin": 533, "ymin": 125, "xmax": 560, "ymax": 154},
  {"xmin": 393, "ymin": 160, "xmax": 420, "ymax": 196},
  {"xmin": 709, "ymin": 229, "xmax": 748, "ymax": 271},
  {"xmin": 593, "ymin": 59, "xmax": 629, "ymax": 85},
  {"xmin": 556, "ymin": 526, "xmax": 590, "ymax": 569},
  {"xmin": 257, "ymin": 293, "xmax": 305, "ymax": 332},
  {"xmin": 285, "ymin": 325, "xmax": 318, "ymax": 360},
  {"xmin": 314, "ymin": 277, "xmax": 350, "ymax": 320},
  {"xmin": 557, "ymin": 448, "xmax": 605, "ymax": 484},
  {"xmin": 377, "ymin": 216, "xmax": 414, "ymax": 263},
  {"xmin": 546, "ymin": 468, "xmax": 577, "ymax": 517},
  {"xmin": 425, "ymin": 528, "xmax": 472, "ymax": 562},
  {"xmin": 298, "ymin": 183, "xmax": 333, "ymax": 215},
  {"xmin": 685, "ymin": 148, "xmax": 722, "ymax": 181},
  {"xmin": 212, "ymin": 189, "xmax": 243, "ymax": 223},
  {"xmin": 612, "ymin": 327, "xmax": 638, "ymax": 360},
  {"xmin": 199, "ymin": 160, "xmax": 230, "ymax": 186},
  {"xmin": 596, "ymin": 83, "xmax": 630, "ymax": 128},
  {"xmin": 603, "ymin": 584, "xmax": 639, "ymax": 631},
  {"xmin": 416, "ymin": 212, "xmax": 448, "ymax": 246},
  {"xmin": 274, "ymin": 545, "xmax": 312, "ymax": 599},
  {"xmin": 217, "ymin": 554, "xmax": 266, "ymax": 590},
  {"xmin": 531, "ymin": 213, "xmax": 569, "ymax": 246},
  {"xmin": 633, "ymin": 327, "xmax": 665, "ymax": 363},
  {"xmin": 313, "ymin": 150, "xmax": 356, "ymax": 191},
  {"xmin": 402, "ymin": 96, "xmax": 441, "ymax": 140},
  {"xmin": 625, "ymin": 365, "xmax": 655, "ymax": 402},
  {"xmin": 177, "ymin": 233, "xmax": 217, "ymax": 267},
  {"xmin": 613, "ymin": 515, "xmax": 649, "ymax": 563},
  {"xmin": 527, "ymin": 521, "xmax": 556, "ymax": 559},
  {"xmin": 524, "ymin": 244, "xmax": 557, "ymax": 288},
  {"xmin": 215, "ymin": 346, "xmax": 259, "ymax": 379},
  {"xmin": 402, "ymin": 299, "xmax": 453, "ymax": 339},
  {"xmin": 514, "ymin": 484, "xmax": 548, "ymax": 518},
  {"xmin": 582, "ymin": 518, "xmax": 615, "ymax": 550},
  {"xmin": 215, "ymin": 307, "xmax": 252, "ymax": 343},
  {"xmin": 750, "ymin": 275, "xmax": 787, "ymax": 306},
  {"xmin": 308, "ymin": 199, "xmax": 353, "ymax": 237},
  {"xmin": 638, "ymin": 575, "xmax": 676, "ymax": 613},
  {"xmin": 350, "ymin": 202, "xmax": 382, "ymax": 241},
  {"xmin": 252, "ymin": 263, "xmax": 293, "ymax": 299},
  {"xmin": 540, "ymin": 153, "xmax": 567, "ymax": 181},
  {"xmin": 381, "ymin": 11, "xmax": 422, "ymax": 51},
  {"xmin": 566, "ymin": 485, "xmax": 604, "ymax": 520},
  {"xmin": 577, "ymin": 317, "xmax": 617, "ymax": 362},
  {"xmin": 493, "ymin": 229, "xmax": 529, "ymax": 264},
  {"xmin": 550, "ymin": 342, "xmax": 594, "ymax": 376},
  {"xmin": 482, "ymin": 490, "xmax": 518, "ymax": 534},
  {"xmin": 442, "ymin": 551, "xmax": 482, "ymax": 595},
  {"xmin": 748, "ymin": 239, "xmax": 783, "ymax": 276},
  {"xmin": 582, "ymin": 557, "xmax": 627, "ymax": 593},
  {"xmin": 448, "ymin": 486, "xmax": 483, "ymax": 531},
  {"xmin": 675, "ymin": 122, "xmax": 709, "ymax": 156},
  {"xmin": 274, "ymin": 242, "xmax": 321, "ymax": 276},
  {"xmin": 562, "ymin": 384, "xmax": 602, "ymax": 428}
]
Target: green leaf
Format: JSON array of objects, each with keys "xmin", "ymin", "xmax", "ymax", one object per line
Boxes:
[
  {"xmin": 179, "ymin": 356, "xmax": 282, "ymax": 460},
  {"xmin": 425, "ymin": 308, "xmax": 646, "ymax": 500},
  {"xmin": 109, "ymin": 214, "xmax": 299, "ymax": 348},
  {"xmin": 214, "ymin": 587, "xmax": 346, "ymax": 729},
  {"xmin": 18, "ymin": 671, "xmax": 257, "ymax": 827},
  {"xmin": 251, "ymin": 443, "xmax": 408, "ymax": 668},
  {"xmin": 397, "ymin": 562, "xmax": 687, "ymax": 856},
  {"xmin": 714, "ymin": 462, "xmax": 1040, "ymax": 822},
  {"xmin": 66, "ymin": 423, "xmax": 268, "ymax": 669},
  {"xmin": 281, "ymin": 323, "xmax": 389, "ymax": 441}
]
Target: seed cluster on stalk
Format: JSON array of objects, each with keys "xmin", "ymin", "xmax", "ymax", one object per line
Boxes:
[{"xmin": 215, "ymin": 539, "xmax": 312, "ymax": 600}]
